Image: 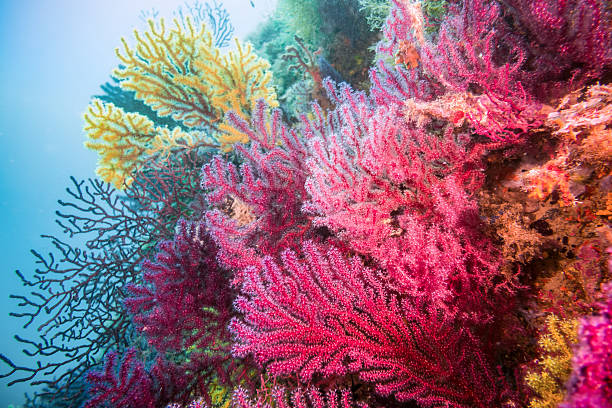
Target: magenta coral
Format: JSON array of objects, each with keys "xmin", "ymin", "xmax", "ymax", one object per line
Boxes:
[
  {"xmin": 125, "ymin": 219, "xmax": 232, "ymax": 355},
  {"xmin": 420, "ymin": 0, "xmax": 544, "ymax": 142},
  {"xmin": 201, "ymin": 99, "xmax": 311, "ymax": 272},
  {"xmin": 500, "ymin": 0, "xmax": 612, "ymax": 96},
  {"xmin": 561, "ymin": 282, "xmax": 612, "ymax": 408},
  {"xmin": 231, "ymin": 241, "xmax": 509, "ymax": 407},
  {"xmin": 375, "ymin": 0, "xmax": 612, "ymax": 143},
  {"xmin": 85, "ymin": 349, "xmax": 155, "ymax": 408},
  {"xmin": 86, "ymin": 219, "xmax": 247, "ymax": 407},
  {"xmin": 121, "ymin": 219, "xmax": 248, "ymax": 404},
  {"xmin": 302, "ymin": 82, "xmax": 509, "ymax": 320},
  {"xmin": 232, "ymin": 386, "xmax": 368, "ymax": 408}
]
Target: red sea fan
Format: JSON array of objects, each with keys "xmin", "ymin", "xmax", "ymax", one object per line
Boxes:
[
  {"xmin": 375, "ymin": 0, "xmax": 612, "ymax": 143},
  {"xmin": 125, "ymin": 219, "xmax": 232, "ymax": 357},
  {"xmin": 85, "ymin": 349, "xmax": 155, "ymax": 408},
  {"xmin": 121, "ymin": 219, "xmax": 246, "ymax": 404},
  {"xmin": 375, "ymin": 0, "xmax": 546, "ymax": 143},
  {"xmin": 303, "ymin": 83, "xmax": 508, "ymax": 321},
  {"xmin": 498, "ymin": 0, "xmax": 612, "ymax": 97},
  {"xmin": 232, "ymin": 386, "xmax": 369, "ymax": 408},
  {"xmin": 230, "ymin": 241, "xmax": 510, "ymax": 408},
  {"xmin": 201, "ymin": 99, "xmax": 311, "ymax": 272}
]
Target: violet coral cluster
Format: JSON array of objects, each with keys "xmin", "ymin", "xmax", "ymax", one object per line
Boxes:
[{"xmin": 3, "ymin": 1, "xmax": 612, "ymax": 408}]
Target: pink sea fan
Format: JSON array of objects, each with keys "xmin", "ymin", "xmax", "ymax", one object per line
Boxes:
[
  {"xmin": 374, "ymin": 0, "xmax": 552, "ymax": 142},
  {"xmin": 561, "ymin": 281, "xmax": 612, "ymax": 407},
  {"xmin": 201, "ymin": 99, "xmax": 311, "ymax": 272},
  {"xmin": 230, "ymin": 241, "xmax": 509, "ymax": 407},
  {"xmin": 376, "ymin": 0, "xmax": 612, "ymax": 143},
  {"xmin": 303, "ymin": 83, "xmax": 508, "ymax": 320},
  {"xmin": 232, "ymin": 386, "xmax": 369, "ymax": 408}
]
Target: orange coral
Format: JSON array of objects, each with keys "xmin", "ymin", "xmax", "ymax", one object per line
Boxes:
[
  {"xmin": 547, "ymin": 84, "xmax": 612, "ymax": 140},
  {"xmin": 596, "ymin": 193, "xmax": 612, "ymax": 220},
  {"xmin": 395, "ymin": 40, "xmax": 420, "ymax": 68},
  {"xmin": 521, "ymin": 155, "xmax": 575, "ymax": 206}
]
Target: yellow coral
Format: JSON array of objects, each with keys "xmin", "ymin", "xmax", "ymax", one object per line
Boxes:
[
  {"xmin": 114, "ymin": 18, "xmax": 277, "ymax": 150},
  {"xmin": 525, "ymin": 315, "xmax": 578, "ymax": 408},
  {"xmin": 146, "ymin": 127, "xmax": 216, "ymax": 161},
  {"xmin": 83, "ymin": 100, "xmax": 156, "ymax": 189},
  {"xmin": 84, "ymin": 100, "xmax": 217, "ymax": 189},
  {"xmin": 209, "ymin": 377, "xmax": 233, "ymax": 408}
]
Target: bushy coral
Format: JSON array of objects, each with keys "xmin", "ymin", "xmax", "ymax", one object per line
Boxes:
[
  {"xmin": 5, "ymin": 1, "xmax": 612, "ymax": 408},
  {"xmin": 375, "ymin": 0, "xmax": 612, "ymax": 142},
  {"xmin": 525, "ymin": 315, "xmax": 579, "ymax": 408},
  {"xmin": 85, "ymin": 13, "xmax": 277, "ymax": 188},
  {"xmin": 125, "ymin": 219, "xmax": 232, "ymax": 361},
  {"xmin": 85, "ymin": 349, "xmax": 156, "ymax": 408},
  {"xmin": 231, "ymin": 241, "xmax": 510, "ymax": 407},
  {"xmin": 114, "ymin": 18, "xmax": 276, "ymax": 132},
  {"xmin": 303, "ymin": 81, "xmax": 509, "ymax": 320},
  {"xmin": 561, "ymin": 283, "xmax": 612, "ymax": 408}
]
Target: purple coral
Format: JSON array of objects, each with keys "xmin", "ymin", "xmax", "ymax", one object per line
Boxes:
[
  {"xmin": 125, "ymin": 219, "xmax": 232, "ymax": 356},
  {"xmin": 122, "ymin": 219, "xmax": 246, "ymax": 403},
  {"xmin": 86, "ymin": 219, "xmax": 246, "ymax": 407},
  {"xmin": 85, "ymin": 349, "xmax": 155, "ymax": 408},
  {"xmin": 561, "ymin": 281, "xmax": 612, "ymax": 407}
]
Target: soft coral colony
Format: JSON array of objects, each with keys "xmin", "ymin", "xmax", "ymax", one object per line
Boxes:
[{"xmin": 2, "ymin": 0, "xmax": 612, "ymax": 407}]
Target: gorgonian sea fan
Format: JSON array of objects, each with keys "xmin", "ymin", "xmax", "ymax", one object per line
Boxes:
[
  {"xmin": 231, "ymin": 241, "xmax": 510, "ymax": 408},
  {"xmin": 302, "ymin": 81, "xmax": 508, "ymax": 321},
  {"xmin": 232, "ymin": 386, "xmax": 369, "ymax": 408},
  {"xmin": 375, "ymin": 0, "xmax": 612, "ymax": 143},
  {"xmin": 125, "ymin": 219, "xmax": 232, "ymax": 357},
  {"xmin": 123, "ymin": 219, "xmax": 248, "ymax": 403},
  {"xmin": 85, "ymin": 349, "xmax": 155, "ymax": 408},
  {"xmin": 201, "ymin": 99, "xmax": 311, "ymax": 273},
  {"xmin": 561, "ymin": 281, "xmax": 612, "ymax": 407},
  {"xmin": 1, "ymin": 148, "xmax": 206, "ymax": 403},
  {"xmin": 497, "ymin": 0, "xmax": 612, "ymax": 97},
  {"xmin": 374, "ymin": 0, "xmax": 541, "ymax": 142}
]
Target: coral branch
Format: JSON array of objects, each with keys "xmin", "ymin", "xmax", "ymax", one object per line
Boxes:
[
  {"xmin": 231, "ymin": 241, "xmax": 509, "ymax": 407},
  {"xmin": 201, "ymin": 100, "xmax": 311, "ymax": 272}
]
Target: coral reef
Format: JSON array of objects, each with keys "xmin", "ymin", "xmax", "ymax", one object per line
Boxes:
[{"xmin": 3, "ymin": 1, "xmax": 612, "ymax": 408}]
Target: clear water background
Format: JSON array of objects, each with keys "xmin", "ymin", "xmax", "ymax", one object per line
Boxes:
[{"xmin": 0, "ymin": 1, "xmax": 276, "ymax": 404}]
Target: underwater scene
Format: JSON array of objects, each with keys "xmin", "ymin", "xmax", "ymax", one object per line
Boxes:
[{"xmin": 0, "ymin": 0, "xmax": 611, "ymax": 406}]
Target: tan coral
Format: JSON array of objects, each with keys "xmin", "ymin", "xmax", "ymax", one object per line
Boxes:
[{"xmin": 221, "ymin": 195, "xmax": 256, "ymax": 227}]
